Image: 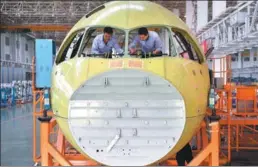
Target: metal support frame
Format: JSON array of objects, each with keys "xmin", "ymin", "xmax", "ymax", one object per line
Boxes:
[
  {"xmin": 188, "ymin": 122, "xmax": 220, "ymax": 166},
  {"xmin": 36, "ymin": 113, "xmax": 221, "ymax": 166},
  {"xmin": 197, "ymin": 1, "xmax": 258, "ymax": 56},
  {"xmin": 0, "ymin": 25, "xmax": 72, "ymax": 31},
  {"xmin": 208, "ymin": 55, "xmax": 258, "ymax": 163},
  {"xmin": 0, "ymin": 1, "xmax": 106, "ymax": 25},
  {"xmin": 249, "ymin": 1, "xmax": 258, "ymax": 33},
  {"xmin": 0, "ymin": 1, "xmax": 186, "ymax": 42},
  {"xmin": 0, "ymin": 1, "xmax": 107, "ymax": 41}
]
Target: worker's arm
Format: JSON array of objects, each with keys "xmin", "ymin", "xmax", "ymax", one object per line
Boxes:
[
  {"xmin": 128, "ymin": 36, "xmax": 139, "ymax": 54},
  {"xmin": 91, "ymin": 36, "xmax": 100, "ymax": 54},
  {"xmin": 112, "ymin": 38, "xmax": 124, "ymax": 54},
  {"xmin": 153, "ymin": 34, "xmax": 163, "ymax": 53}
]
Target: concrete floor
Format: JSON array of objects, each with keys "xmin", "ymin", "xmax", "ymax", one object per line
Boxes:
[
  {"xmin": 231, "ymin": 151, "xmax": 258, "ymax": 166},
  {"xmin": 1, "ymin": 103, "xmax": 35, "ymax": 165},
  {"xmin": 1, "ymin": 103, "xmax": 258, "ymax": 166}
]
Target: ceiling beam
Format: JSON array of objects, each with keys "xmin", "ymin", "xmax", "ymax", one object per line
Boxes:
[{"xmin": 0, "ymin": 24, "xmax": 72, "ymax": 31}]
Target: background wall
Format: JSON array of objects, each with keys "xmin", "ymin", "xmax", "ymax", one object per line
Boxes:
[{"xmin": 0, "ymin": 32, "xmax": 34, "ymax": 83}]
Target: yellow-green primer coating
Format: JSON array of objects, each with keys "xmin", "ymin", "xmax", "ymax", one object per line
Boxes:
[{"xmin": 51, "ymin": 1, "xmax": 210, "ymax": 165}]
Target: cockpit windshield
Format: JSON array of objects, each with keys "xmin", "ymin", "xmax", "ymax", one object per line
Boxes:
[
  {"xmin": 78, "ymin": 26, "xmax": 173, "ymax": 59},
  {"xmin": 56, "ymin": 25, "xmax": 203, "ymax": 65},
  {"xmin": 128, "ymin": 27, "xmax": 171, "ymax": 58},
  {"xmin": 80, "ymin": 27, "xmax": 125, "ymax": 58}
]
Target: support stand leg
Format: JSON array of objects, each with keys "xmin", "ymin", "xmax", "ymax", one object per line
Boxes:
[
  {"xmin": 211, "ymin": 122, "xmax": 219, "ymax": 166},
  {"xmin": 38, "ymin": 111, "xmax": 52, "ymax": 166}
]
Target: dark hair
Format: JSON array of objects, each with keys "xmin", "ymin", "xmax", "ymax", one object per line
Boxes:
[
  {"xmin": 138, "ymin": 27, "xmax": 148, "ymax": 35},
  {"xmin": 103, "ymin": 27, "xmax": 113, "ymax": 34}
]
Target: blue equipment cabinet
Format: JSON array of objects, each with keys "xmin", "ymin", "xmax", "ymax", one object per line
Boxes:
[{"xmin": 35, "ymin": 39, "xmax": 56, "ymax": 88}]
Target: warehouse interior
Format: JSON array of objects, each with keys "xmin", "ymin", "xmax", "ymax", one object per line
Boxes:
[{"xmin": 0, "ymin": 0, "xmax": 258, "ymax": 166}]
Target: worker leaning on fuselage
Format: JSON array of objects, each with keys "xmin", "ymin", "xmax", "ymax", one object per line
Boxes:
[
  {"xmin": 129, "ymin": 27, "xmax": 163, "ymax": 55},
  {"xmin": 91, "ymin": 27, "xmax": 123, "ymax": 55},
  {"xmin": 91, "ymin": 26, "xmax": 163, "ymax": 56}
]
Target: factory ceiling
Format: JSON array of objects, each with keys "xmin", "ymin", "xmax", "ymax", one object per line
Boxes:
[{"xmin": 0, "ymin": 0, "xmax": 186, "ymax": 45}]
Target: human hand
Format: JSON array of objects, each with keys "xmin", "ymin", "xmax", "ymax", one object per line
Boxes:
[
  {"xmin": 129, "ymin": 48, "xmax": 136, "ymax": 54},
  {"xmin": 152, "ymin": 50, "xmax": 161, "ymax": 54},
  {"xmin": 152, "ymin": 50, "xmax": 158, "ymax": 54}
]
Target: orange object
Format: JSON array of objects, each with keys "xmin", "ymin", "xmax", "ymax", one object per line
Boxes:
[
  {"xmin": 207, "ymin": 55, "xmax": 258, "ymax": 163},
  {"xmin": 128, "ymin": 60, "xmax": 143, "ymax": 68},
  {"xmin": 188, "ymin": 122, "xmax": 220, "ymax": 166},
  {"xmin": 0, "ymin": 25, "xmax": 71, "ymax": 31},
  {"xmin": 36, "ymin": 116, "xmax": 221, "ymax": 166},
  {"xmin": 109, "ymin": 60, "xmax": 123, "ymax": 68},
  {"xmin": 201, "ymin": 40, "xmax": 208, "ymax": 55}
]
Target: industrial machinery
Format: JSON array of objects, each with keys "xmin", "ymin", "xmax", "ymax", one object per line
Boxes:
[
  {"xmin": 0, "ymin": 83, "xmax": 9, "ymax": 108},
  {"xmin": 50, "ymin": 1, "xmax": 210, "ymax": 166},
  {"xmin": 0, "ymin": 80, "xmax": 33, "ymax": 108}
]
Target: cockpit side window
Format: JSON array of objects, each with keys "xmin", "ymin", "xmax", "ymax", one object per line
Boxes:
[
  {"xmin": 65, "ymin": 31, "xmax": 84, "ymax": 60},
  {"xmin": 55, "ymin": 30, "xmax": 84, "ymax": 65},
  {"xmin": 172, "ymin": 31, "xmax": 201, "ymax": 63}
]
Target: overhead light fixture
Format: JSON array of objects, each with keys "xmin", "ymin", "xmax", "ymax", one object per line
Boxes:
[
  {"xmin": 25, "ymin": 33, "xmax": 35, "ymax": 39},
  {"xmin": 246, "ymin": 35, "xmax": 258, "ymax": 38}
]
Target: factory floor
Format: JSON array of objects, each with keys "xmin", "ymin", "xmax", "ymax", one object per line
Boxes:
[
  {"xmin": 1, "ymin": 103, "xmax": 38, "ymax": 166},
  {"xmin": 1, "ymin": 103, "xmax": 258, "ymax": 166}
]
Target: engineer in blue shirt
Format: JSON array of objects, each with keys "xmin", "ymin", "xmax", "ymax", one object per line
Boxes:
[
  {"xmin": 91, "ymin": 27, "xmax": 123, "ymax": 55},
  {"xmin": 129, "ymin": 27, "xmax": 163, "ymax": 55}
]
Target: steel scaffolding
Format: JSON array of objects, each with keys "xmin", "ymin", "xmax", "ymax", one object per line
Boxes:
[{"xmin": 197, "ymin": 1, "xmax": 258, "ymax": 56}]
